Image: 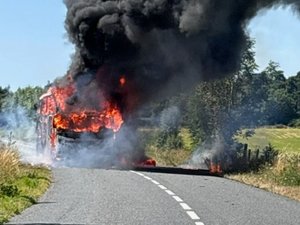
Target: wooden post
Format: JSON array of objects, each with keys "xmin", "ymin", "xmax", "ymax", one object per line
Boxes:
[
  {"xmin": 243, "ymin": 144, "xmax": 248, "ymax": 164},
  {"xmin": 255, "ymin": 149, "xmax": 259, "ymax": 161},
  {"xmin": 264, "ymin": 147, "xmax": 269, "ymax": 162},
  {"xmin": 248, "ymin": 149, "xmax": 251, "ymax": 163}
]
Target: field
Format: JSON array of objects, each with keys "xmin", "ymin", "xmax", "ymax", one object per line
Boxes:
[{"xmin": 236, "ymin": 128, "xmax": 300, "ymax": 153}]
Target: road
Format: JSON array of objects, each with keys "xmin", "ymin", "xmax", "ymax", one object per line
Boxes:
[{"xmin": 7, "ymin": 168, "xmax": 300, "ymax": 225}]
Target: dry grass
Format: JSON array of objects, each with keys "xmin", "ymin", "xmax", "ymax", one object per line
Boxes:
[
  {"xmin": 146, "ymin": 145, "xmax": 192, "ymax": 166},
  {"xmin": 0, "ymin": 143, "xmax": 21, "ymax": 185},
  {"xmin": 274, "ymin": 153, "xmax": 300, "ymax": 173},
  {"xmin": 228, "ymin": 152, "xmax": 300, "ymax": 201},
  {"xmin": 229, "ymin": 173, "xmax": 300, "ymax": 201}
]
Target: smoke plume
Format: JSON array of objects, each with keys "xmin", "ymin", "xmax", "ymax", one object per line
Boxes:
[
  {"xmin": 63, "ymin": 0, "xmax": 300, "ymax": 109},
  {"xmin": 42, "ymin": 0, "xmax": 300, "ymax": 167}
]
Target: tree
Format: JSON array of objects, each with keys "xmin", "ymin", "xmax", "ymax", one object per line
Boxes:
[
  {"xmin": 4, "ymin": 86, "xmax": 45, "ymax": 120},
  {"xmin": 286, "ymin": 71, "xmax": 300, "ymax": 118},
  {"xmin": 0, "ymin": 86, "xmax": 10, "ymax": 112},
  {"xmin": 263, "ymin": 61, "xmax": 295, "ymax": 124}
]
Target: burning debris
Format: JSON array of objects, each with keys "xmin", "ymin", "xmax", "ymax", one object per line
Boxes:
[{"xmin": 37, "ymin": 0, "xmax": 300, "ymax": 168}]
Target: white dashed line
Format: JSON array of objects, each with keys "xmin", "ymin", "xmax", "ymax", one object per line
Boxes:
[
  {"xmin": 158, "ymin": 184, "xmax": 167, "ymax": 190},
  {"xmin": 186, "ymin": 211, "xmax": 200, "ymax": 220},
  {"xmin": 180, "ymin": 203, "xmax": 192, "ymax": 210},
  {"xmin": 132, "ymin": 171, "xmax": 144, "ymax": 176},
  {"xmin": 195, "ymin": 222, "xmax": 205, "ymax": 225},
  {"xmin": 130, "ymin": 170, "xmax": 205, "ymax": 225},
  {"xmin": 165, "ymin": 190, "xmax": 175, "ymax": 195},
  {"xmin": 173, "ymin": 196, "xmax": 183, "ymax": 202},
  {"xmin": 151, "ymin": 180, "xmax": 160, "ymax": 185}
]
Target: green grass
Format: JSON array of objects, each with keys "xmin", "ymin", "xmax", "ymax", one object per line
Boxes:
[
  {"xmin": 236, "ymin": 128, "xmax": 300, "ymax": 153},
  {"xmin": 0, "ymin": 165, "xmax": 51, "ymax": 224},
  {"xmin": 0, "ymin": 143, "xmax": 51, "ymax": 224}
]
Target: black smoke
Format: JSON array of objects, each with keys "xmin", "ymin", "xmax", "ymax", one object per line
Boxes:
[{"xmin": 63, "ymin": 0, "xmax": 300, "ymax": 110}]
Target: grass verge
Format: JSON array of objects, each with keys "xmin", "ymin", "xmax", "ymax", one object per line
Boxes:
[
  {"xmin": 0, "ymin": 143, "xmax": 51, "ymax": 224},
  {"xmin": 228, "ymin": 152, "xmax": 300, "ymax": 201},
  {"xmin": 146, "ymin": 145, "xmax": 192, "ymax": 166},
  {"xmin": 140, "ymin": 127, "xmax": 194, "ymax": 166}
]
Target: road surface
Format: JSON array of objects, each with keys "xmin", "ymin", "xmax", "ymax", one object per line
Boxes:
[{"xmin": 7, "ymin": 168, "xmax": 300, "ymax": 225}]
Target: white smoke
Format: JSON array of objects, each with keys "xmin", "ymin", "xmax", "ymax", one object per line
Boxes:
[
  {"xmin": 188, "ymin": 134, "xmax": 226, "ymax": 169},
  {"xmin": 51, "ymin": 124, "xmax": 143, "ymax": 168},
  {"xmin": 0, "ymin": 106, "xmax": 51, "ymax": 165}
]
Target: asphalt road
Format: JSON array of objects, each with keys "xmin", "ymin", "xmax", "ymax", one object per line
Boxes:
[{"xmin": 7, "ymin": 168, "xmax": 300, "ymax": 225}]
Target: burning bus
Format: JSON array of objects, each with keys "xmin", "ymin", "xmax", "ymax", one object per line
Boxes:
[{"xmin": 36, "ymin": 72, "xmax": 156, "ymax": 167}]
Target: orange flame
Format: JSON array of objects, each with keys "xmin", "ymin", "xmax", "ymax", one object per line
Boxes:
[
  {"xmin": 119, "ymin": 76, "xmax": 126, "ymax": 87},
  {"xmin": 53, "ymin": 107, "xmax": 123, "ymax": 133},
  {"xmin": 40, "ymin": 77, "xmax": 124, "ymax": 134},
  {"xmin": 209, "ymin": 162, "xmax": 223, "ymax": 175}
]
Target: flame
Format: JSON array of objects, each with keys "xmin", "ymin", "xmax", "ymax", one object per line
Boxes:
[
  {"xmin": 209, "ymin": 161, "xmax": 223, "ymax": 175},
  {"xmin": 53, "ymin": 105, "xmax": 123, "ymax": 133},
  {"xmin": 119, "ymin": 76, "xmax": 126, "ymax": 87},
  {"xmin": 40, "ymin": 76, "xmax": 124, "ymax": 134}
]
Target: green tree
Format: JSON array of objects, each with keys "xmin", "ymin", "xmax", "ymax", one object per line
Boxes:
[
  {"xmin": 287, "ymin": 72, "xmax": 300, "ymax": 118},
  {"xmin": 8, "ymin": 86, "xmax": 44, "ymax": 119},
  {"xmin": 263, "ymin": 61, "xmax": 295, "ymax": 124},
  {"xmin": 0, "ymin": 86, "xmax": 10, "ymax": 112}
]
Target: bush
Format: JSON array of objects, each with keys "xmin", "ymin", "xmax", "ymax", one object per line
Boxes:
[
  {"xmin": 156, "ymin": 131, "xmax": 183, "ymax": 150},
  {"xmin": 178, "ymin": 128, "xmax": 195, "ymax": 151}
]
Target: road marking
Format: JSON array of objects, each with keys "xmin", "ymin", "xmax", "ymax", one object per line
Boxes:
[
  {"xmin": 158, "ymin": 184, "xmax": 167, "ymax": 190},
  {"xmin": 186, "ymin": 211, "xmax": 200, "ymax": 220},
  {"xmin": 165, "ymin": 190, "xmax": 175, "ymax": 195},
  {"xmin": 131, "ymin": 171, "xmax": 144, "ymax": 176},
  {"xmin": 180, "ymin": 203, "xmax": 192, "ymax": 210},
  {"xmin": 173, "ymin": 195, "xmax": 183, "ymax": 202},
  {"xmin": 130, "ymin": 170, "xmax": 205, "ymax": 225},
  {"xmin": 195, "ymin": 222, "xmax": 205, "ymax": 225},
  {"xmin": 151, "ymin": 180, "xmax": 160, "ymax": 185}
]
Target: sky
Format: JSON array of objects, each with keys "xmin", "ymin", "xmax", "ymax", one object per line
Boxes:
[
  {"xmin": 248, "ymin": 5, "xmax": 300, "ymax": 76},
  {"xmin": 0, "ymin": 1, "xmax": 300, "ymax": 90}
]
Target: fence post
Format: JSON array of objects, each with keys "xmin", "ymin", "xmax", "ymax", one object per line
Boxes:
[
  {"xmin": 243, "ymin": 144, "xmax": 248, "ymax": 162},
  {"xmin": 248, "ymin": 149, "xmax": 251, "ymax": 164},
  {"xmin": 264, "ymin": 147, "xmax": 269, "ymax": 162},
  {"xmin": 255, "ymin": 149, "xmax": 259, "ymax": 161},
  {"xmin": 243, "ymin": 144, "xmax": 248, "ymax": 168}
]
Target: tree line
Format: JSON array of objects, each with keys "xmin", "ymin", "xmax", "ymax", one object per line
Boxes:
[
  {"xmin": 147, "ymin": 37, "xmax": 300, "ymax": 150},
  {"xmin": 0, "ymin": 86, "xmax": 44, "ymax": 126}
]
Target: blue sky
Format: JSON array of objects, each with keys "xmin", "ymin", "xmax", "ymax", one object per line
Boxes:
[
  {"xmin": 0, "ymin": 2, "xmax": 300, "ymax": 90},
  {"xmin": 248, "ymin": 5, "xmax": 300, "ymax": 77},
  {"xmin": 0, "ymin": 0, "xmax": 73, "ymax": 90}
]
